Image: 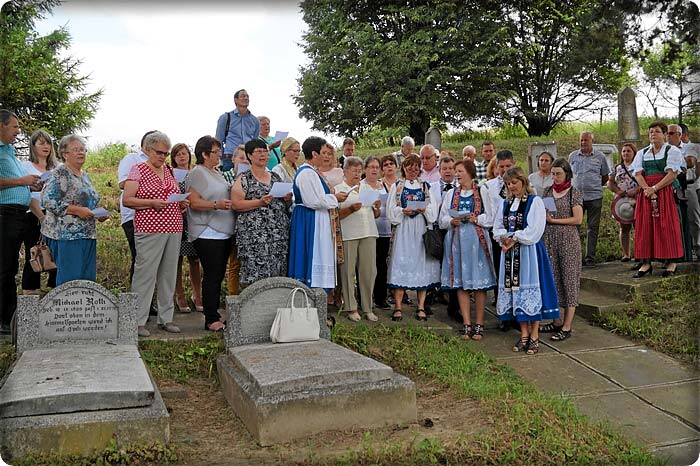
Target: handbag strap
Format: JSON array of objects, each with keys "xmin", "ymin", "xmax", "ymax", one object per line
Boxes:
[{"xmin": 287, "ymin": 287, "xmax": 311, "ymax": 311}]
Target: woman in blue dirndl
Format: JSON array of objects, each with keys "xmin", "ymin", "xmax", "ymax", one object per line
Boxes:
[{"xmin": 493, "ymin": 167, "xmax": 559, "ymax": 355}]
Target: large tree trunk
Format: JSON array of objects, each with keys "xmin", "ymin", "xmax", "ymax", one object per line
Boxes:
[
  {"xmin": 524, "ymin": 112, "xmax": 554, "ymax": 137},
  {"xmin": 408, "ymin": 111, "xmax": 431, "ymax": 145}
]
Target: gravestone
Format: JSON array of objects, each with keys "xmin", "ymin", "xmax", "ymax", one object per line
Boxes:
[
  {"xmin": 618, "ymin": 87, "xmax": 641, "ymax": 145},
  {"xmin": 527, "ymin": 142, "xmax": 557, "ymax": 174},
  {"xmin": 218, "ymin": 277, "xmax": 416, "ymax": 446},
  {"xmin": 0, "ymin": 281, "xmax": 169, "ymax": 460},
  {"xmin": 425, "ymin": 127, "xmax": 442, "ymax": 151}
]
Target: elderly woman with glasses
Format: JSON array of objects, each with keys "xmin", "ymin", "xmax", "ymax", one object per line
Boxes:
[
  {"xmin": 42, "ymin": 135, "xmax": 108, "ymax": 286},
  {"xmin": 123, "ymin": 131, "xmax": 190, "ymax": 337}
]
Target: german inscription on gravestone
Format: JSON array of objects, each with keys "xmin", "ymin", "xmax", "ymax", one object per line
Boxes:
[{"xmin": 38, "ymin": 286, "xmax": 118, "ymax": 340}]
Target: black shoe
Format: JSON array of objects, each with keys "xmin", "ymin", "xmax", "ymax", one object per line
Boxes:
[
  {"xmin": 425, "ymin": 306, "xmax": 433, "ymax": 316},
  {"xmin": 583, "ymin": 258, "xmax": 595, "ymax": 267},
  {"xmin": 403, "ymin": 295, "xmax": 413, "ymax": 305},
  {"xmin": 391, "ymin": 311, "xmax": 403, "ymax": 321},
  {"xmin": 632, "ymin": 265, "xmax": 653, "ymax": 278},
  {"xmin": 415, "ymin": 309, "xmax": 428, "ymax": 321},
  {"xmin": 629, "ymin": 262, "xmax": 643, "ymax": 271},
  {"xmin": 620, "ymin": 256, "xmax": 631, "ymax": 262},
  {"xmin": 374, "ymin": 301, "xmax": 391, "ymax": 310},
  {"xmin": 149, "ymin": 302, "xmax": 158, "ymax": 316},
  {"xmin": 498, "ymin": 321, "xmax": 510, "ymax": 332},
  {"xmin": 0, "ymin": 323, "xmax": 10, "ymax": 335},
  {"xmin": 661, "ymin": 267, "xmax": 677, "ymax": 277}
]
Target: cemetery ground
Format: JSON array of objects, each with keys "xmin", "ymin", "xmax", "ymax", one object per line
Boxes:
[{"xmin": 0, "ymin": 126, "xmax": 697, "ymax": 465}]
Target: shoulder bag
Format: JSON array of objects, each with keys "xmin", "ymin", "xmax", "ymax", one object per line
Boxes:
[{"xmin": 30, "ymin": 237, "xmax": 57, "ymax": 273}]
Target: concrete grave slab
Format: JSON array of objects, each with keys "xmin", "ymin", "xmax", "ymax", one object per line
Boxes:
[
  {"xmin": 633, "ymin": 380, "xmax": 700, "ymax": 428},
  {"xmin": 575, "ymin": 392, "xmax": 699, "ymax": 446},
  {"xmin": 651, "ymin": 440, "xmax": 700, "ymax": 466},
  {"xmin": 0, "ymin": 345, "xmax": 154, "ymax": 418},
  {"xmin": 573, "ymin": 346, "xmax": 699, "ymax": 389}
]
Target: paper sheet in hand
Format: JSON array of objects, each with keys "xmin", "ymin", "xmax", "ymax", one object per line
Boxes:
[
  {"xmin": 166, "ymin": 192, "xmax": 190, "ymax": 203},
  {"xmin": 358, "ymin": 189, "xmax": 380, "ymax": 206},
  {"xmin": 270, "ymin": 182, "xmax": 293, "ymax": 197},
  {"xmin": 38, "ymin": 171, "xmax": 52, "ymax": 182},
  {"xmin": 236, "ymin": 163, "xmax": 250, "ymax": 174},
  {"xmin": 406, "ymin": 200, "xmax": 427, "ymax": 210},
  {"xmin": 542, "ymin": 197, "xmax": 557, "ymax": 212},
  {"xmin": 272, "ymin": 131, "xmax": 289, "ymax": 143},
  {"xmin": 31, "ymin": 192, "xmax": 42, "ymax": 201},
  {"xmin": 173, "ymin": 168, "xmax": 188, "ymax": 183},
  {"xmin": 448, "ymin": 209, "xmax": 470, "ymax": 218},
  {"xmin": 91, "ymin": 207, "xmax": 111, "ymax": 218}
]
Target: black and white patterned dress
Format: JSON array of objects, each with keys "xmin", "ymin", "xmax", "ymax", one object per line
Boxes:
[{"xmin": 178, "ymin": 179, "xmax": 198, "ymax": 257}]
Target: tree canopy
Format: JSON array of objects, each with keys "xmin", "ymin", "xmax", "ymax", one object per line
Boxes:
[{"xmin": 0, "ymin": 0, "xmax": 102, "ymax": 150}]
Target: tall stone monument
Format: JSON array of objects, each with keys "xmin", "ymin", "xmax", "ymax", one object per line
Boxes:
[
  {"xmin": 618, "ymin": 87, "xmax": 641, "ymax": 146},
  {"xmin": 425, "ymin": 127, "xmax": 442, "ymax": 151}
]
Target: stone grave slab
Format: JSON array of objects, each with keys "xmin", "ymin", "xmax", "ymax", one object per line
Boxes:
[
  {"xmin": 573, "ymin": 346, "xmax": 699, "ymax": 388},
  {"xmin": 219, "ymin": 277, "xmax": 417, "ymax": 445},
  {"xmin": 0, "ymin": 345, "xmax": 154, "ymax": 418},
  {"xmin": 574, "ymin": 392, "xmax": 699, "ymax": 446},
  {"xmin": 0, "ymin": 281, "xmax": 169, "ymax": 460},
  {"xmin": 651, "ymin": 440, "xmax": 700, "ymax": 466},
  {"xmin": 633, "ymin": 380, "xmax": 700, "ymax": 428}
]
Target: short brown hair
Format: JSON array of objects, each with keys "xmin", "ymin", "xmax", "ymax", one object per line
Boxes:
[
  {"xmin": 400, "ymin": 154, "xmax": 421, "ymax": 178},
  {"xmin": 648, "ymin": 120, "xmax": 668, "ymax": 133},
  {"xmin": 454, "ymin": 159, "xmax": 477, "ymax": 179}
]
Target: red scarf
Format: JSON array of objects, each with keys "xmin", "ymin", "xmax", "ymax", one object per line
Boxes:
[{"xmin": 552, "ymin": 180, "xmax": 571, "ymax": 193}]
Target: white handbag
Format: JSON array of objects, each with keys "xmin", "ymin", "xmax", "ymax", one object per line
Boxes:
[{"xmin": 270, "ymin": 287, "xmax": 321, "ymax": 343}]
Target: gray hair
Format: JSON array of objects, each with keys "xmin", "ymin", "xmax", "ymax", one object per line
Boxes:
[
  {"xmin": 439, "ymin": 156, "xmax": 455, "ymax": 167},
  {"xmin": 58, "ymin": 134, "xmax": 87, "ymax": 155},
  {"xmin": 364, "ymin": 155, "xmax": 381, "ymax": 169},
  {"xmin": 580, "ymin": 131, "xmax": 594, "ymax": 141},
  {"xmin": 668, "ymin": 124, "xmax": 681, "ymax": 133},
  {"xmin": 419, "ymin": 144, "xmax": 436, "ymax": 157},
  {"xmin": 142, "ymin": 131, "xmax": 171, "ymax": 152},
  {"xmin": 29, "ymin": 130, "xmax": 59, "ymax": 168},
  {"xmin": 343, "ymin": 156, "xmax": 363, "ymax": 169},
  {"xmin": 0, "ymin": 109, "xmax": 18, "ymax": 125},
  {"xmin": 401, "ymin": 136, "xmax": 415, "ymax": 147},
  {"xmin": 462, "ymin": 145, "xmax": 476, "ymax": 156}
]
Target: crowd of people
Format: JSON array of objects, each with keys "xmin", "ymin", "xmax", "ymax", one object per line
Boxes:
[{"xmin": 1, "ymin": 100, "xmax": 697, "ymax": 352}]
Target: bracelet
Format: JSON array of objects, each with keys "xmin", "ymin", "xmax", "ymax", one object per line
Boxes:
[{"xmin": 213, "ymin": 201, "xmax": 217, "ymax": 209}]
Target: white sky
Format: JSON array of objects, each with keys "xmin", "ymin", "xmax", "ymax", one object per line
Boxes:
[{"xmin": 32, "ymin": 1, "xmax": 335, "ymax": 150}]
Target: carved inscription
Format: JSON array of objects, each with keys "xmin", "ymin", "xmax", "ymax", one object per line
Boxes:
[{"xmin": 39, "ymin": 287, "xmax": 118, "ymax": 340}]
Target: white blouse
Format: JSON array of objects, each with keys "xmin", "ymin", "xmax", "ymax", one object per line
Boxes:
[
  {"xmin": 630, "ymin": 143, "xmax": 684, "ymax": 175},
  {"xmin": 438, "ymin": 185, "xmax": 491, "ymax": 230},
  {"xmin": 337, "ymin": 181, "xmax": 378, "ymax": 241},
  {"xmin": 492, "ymin": 196, "xmax": 546, "ymax": 246},
  {"xmin": 386, "ymin": 179, "xmax": 438, "ymax": 226}
]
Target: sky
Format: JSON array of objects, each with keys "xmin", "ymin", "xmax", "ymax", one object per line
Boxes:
[{"xmin": 31, "ymin": 1, "xmax": 329, "ymax": 151}]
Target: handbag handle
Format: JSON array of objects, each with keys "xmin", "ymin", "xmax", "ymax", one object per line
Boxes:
[{"xmin": 287, "ymin": 287, "xmax": 311, "ymax": 311}]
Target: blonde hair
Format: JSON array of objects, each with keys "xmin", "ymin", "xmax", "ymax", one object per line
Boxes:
[
  {"xmin": 503, "ymin": 167, "xmax": 535, "ymax": 200},
  {"xmin": 486, "ymin": 157, "xmax": 498, "ymax": 180}
]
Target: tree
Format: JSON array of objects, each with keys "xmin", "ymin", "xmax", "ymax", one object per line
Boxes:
[
  {"xmin": 295, "ymin": 0, "xmax": 510, "ymax": 144},
  {"xmin": 0, "ymin": 0, "xmax": 102, "ymax": 150}
]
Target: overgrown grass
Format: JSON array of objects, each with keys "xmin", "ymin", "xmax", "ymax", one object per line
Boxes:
[
  {"xmin": 138, "ymin": 333, "xmax": 224, "ymax": 384},
  {"xmin": 0, "ymin": 342, "xmax": 15, "ymax": 381},
  {"xmin": 592, "ymin": 274, "xmax": 700, "ymax": 363}
]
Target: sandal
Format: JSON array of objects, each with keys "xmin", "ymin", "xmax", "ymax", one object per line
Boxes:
[
  {"xmin": 462, "ymin": 324, "xmax": 473, "ymax": 340},
  {"xmin": 539, "ymin": 322, "xmax": 562, "ymax": 333},
  {"xmin": 415, "ymin": 309, "xmax": 428, "ymax": 321},
  {"xmin": 512, "ymin": 335, "xmax": 529, "ymax": 352},
  {"xmin": 526, "ymin": 338, "xmax": 539, "ymax": 354},
  {"xmin": 551, "ymin": 329, "xmax": 572, "ymax": 341},
  {"xmin": 206, "ymin": 321, "xmax": 225, "ymax": 332},
  {"xmin": 191, "ymin": 294, "xmax": 204, "ymax": 313},
  {"xmin": 391, "ymin": 311, "xmax": 403, "ymax": 322},
  {"xmin": 471, "ymin": 324, "xmax": 484, "ymax": 341}
]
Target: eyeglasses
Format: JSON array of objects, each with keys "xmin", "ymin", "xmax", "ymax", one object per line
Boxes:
[
  {"xmin": 153, "ymin": 149, "xmax": 170, "ymax": 157},
  {"xmin": 667, "ymin": 131, "xmax": 679, "ymax": 135},
  {"xmin": 208, "ymin": 149, "xmax": 222, "ymax": 154},
  {"xmin": 421, "ymin": 155, "xmax": 435, "ymax": 160},
  {"xmin": 252, "ymin": 149, "xmax": 269, "ymax": 155}
]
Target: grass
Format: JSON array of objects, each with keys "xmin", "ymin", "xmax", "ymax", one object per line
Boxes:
[
  {"xmin": 138, "ymin": 333, "xmax": 224, "ymax": 383},
  {"xmin": 592, "ymin": 274, "xmax": 700, "ymax": 363}
]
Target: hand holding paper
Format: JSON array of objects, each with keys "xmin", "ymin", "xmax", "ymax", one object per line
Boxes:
[
  {"xmin": 542, "ymin": 197, "xmax": 557, "ymax": 212},
  {"xmin": 406, "ymin": 200, "xmax": 427, "ymax": 210},
  {"xmin": 270, "ymin": 182, "xmax": 293, "ymax": 198},
  {"xmin": 91, "ymin": 207, "xmax": 111, "ymax": 219},
  {"xmin": 166, "ymin": 192, "xmax": 190, "ymax": 203},
  {"xmin": 358, "ymin": 189, "xmax": 380, "ymax": 206}
]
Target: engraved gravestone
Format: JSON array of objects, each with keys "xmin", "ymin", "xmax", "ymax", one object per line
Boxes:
[
  {"xmin": 618, "ymin": 87, "xmax": 641, "ymax": 144},
  {"xmin": 425, "ymin": 127, "xmax": 442, "ymax": 151},
  {"xmin": 39, "ymin": 286, "xmax": 118, "ymax": 341}
]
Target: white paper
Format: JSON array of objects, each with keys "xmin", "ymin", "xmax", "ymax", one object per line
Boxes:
[
  {"xmin": 406, "ymin": 200, "xmax": 427, "ymax": 210},
  {"xmin": 542, "ymin": 197, "xmax": 557, "ymax": 212},
  {"xmin": 272, "ymin": 131, "xmax": 289, "ymax": 143},
  {"xmin": 38, "ymin": 171, "xmax": 52, "ymax": 182},
  {"xmin": 166, "ymin": 192, "xmax": 190, "ymax": 203},
  {"xmin": 173, "ymin": 168, "xmax": 188, "ymax": 183},
  {"xmin": 448, "ymin": 209, "xmax": 471, "ymax": 218},
  {"xmin": 236, "ymin": 163, "xmax": 250, "ymax": 174},
  {"xmin": 358, "ymin": 189, "xmax": 380, "ymax": 206},
  {"xmin": 31, "ymin": 191, "xmax": 42, "ymax": 201},
  {"xmin": 91, "ymin": 207, "xmax": 111, "ymax": 218},
  {"xmin": 269, "ymin": 182, "xmax": 293, "ymax": 197}
]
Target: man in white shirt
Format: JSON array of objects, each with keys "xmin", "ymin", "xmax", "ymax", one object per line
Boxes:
[
  {"xmin": 419, "ymin": 144, "xmax": 440, "ymax": 184},
  {"xmin": 680, "ymin": 123, "xmax": 700, "ymax": 260}
]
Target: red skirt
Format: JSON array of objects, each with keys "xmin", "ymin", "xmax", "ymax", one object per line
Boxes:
[{"xmin": 633, "ymin": 173, "xmax": 683, "ymax": 260}]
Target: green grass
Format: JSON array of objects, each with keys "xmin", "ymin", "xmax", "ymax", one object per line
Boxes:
[
  {"xmin": 138, "ymin": 333, "xmax": 224, "ymax": 383},
  {"xmin": 592, "ymin": 274, "xmax": 700, "ymax": 363}
]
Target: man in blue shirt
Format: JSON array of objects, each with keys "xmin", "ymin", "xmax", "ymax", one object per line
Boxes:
[
  {"xmin": 215, "ymin": 89, "xmax": 260, "ymax": 172},
  {"xmin": 0, "ymin": 109, "xmax": 42, "ymax": 335}
]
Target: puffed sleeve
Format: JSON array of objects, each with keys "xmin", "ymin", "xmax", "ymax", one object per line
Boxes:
[
  {"xmin": 296, "ymin": 168, "xmax": 339, "ymax": 210},
  {"xmin": 630, "ymin": 150, "xmax": 645, "ymax": 175},
  {"xmin": 513, "ymin": 197, "xmax": 546, "ymax": 245},
  {"xmin": 665, "ymin": 145, "xmax": 684, "ymax": 173},
  {"xmin": 492, "ymin": 198, "xmax": 508, "ymax": 241},
  {"xmin": 438, "ymin": 188, "xmax": 454, "ymax": 229},
  {"xmin": 422, "ymin": 185, "xmax": 438, "ymax": 224},
  {"xmin": 477, "ymin": 185, "xmax": 491, "ymax": 228},
  {"xmin": 386, "ymin": 182, "xmax": 404, "ymax": 225}
]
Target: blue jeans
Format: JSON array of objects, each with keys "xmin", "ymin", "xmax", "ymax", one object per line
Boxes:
[{"xmin": 47, "ymin": 238, "xmax": 97, "ymax": 285}]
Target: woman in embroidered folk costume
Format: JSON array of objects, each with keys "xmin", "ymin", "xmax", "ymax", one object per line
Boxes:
[
  {"xmin": 386, "ymin": 154, "xmax": 441, "ymax": 322},
  {"xmin": 439, "ymin": 160, "xmax": 496, "ymax": 340},
  {"xmin": 607, "ymin": 143, "xmax": 640, "ymax": 263},
  {"xmin": 630, "ymin": 121, "xmax": 684, "ymax": 278},
  {"xmin": 493, "ymin": 167, "xmax": 559, "ymax": 355},
  {"xmin": 288, "ymin": 136, "xmax": 348, "ymax": 290}
]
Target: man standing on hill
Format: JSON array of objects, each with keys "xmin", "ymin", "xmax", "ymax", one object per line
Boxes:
[
  {"xmin": 338, "ymin": 137, "xmax": 355, "ymax": 169},
  {"xmin": 568, "ymin": 131, "xmax": 609, "ymax": 267},
  {"xmin": 475, "ymin": 141, "xmax": 495, "ymax": 185},
  {"xmin": 393, "ymin": 136, "xmax": 415, "ymax": 166},
  {"xmin": 215, "ymin": 89, "xmax": 260, "ymax": 172},
  {"xmin": 462, "ymin": 145, "xmax": 477, "ymax": 162},
  {"xmin": 0, "ymin": 109, "xmax": 42, "ymax": 335}
]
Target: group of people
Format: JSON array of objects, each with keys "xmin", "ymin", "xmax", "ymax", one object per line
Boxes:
[{"xmin": 0, "ymin": 100, "xmax": 695, "ymax": 352}]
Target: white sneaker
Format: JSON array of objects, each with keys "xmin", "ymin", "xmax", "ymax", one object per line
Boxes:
[
  {"xmin": 347, "ymin": 311, "xmax": 361, "ymax": 322},
  {"xmin": 137, "ymin": 326, "xmax": 151, "ymax": 337},
  {"xmin": 365, "ymin": 312, "xmax": 378, "ymax": 322}
]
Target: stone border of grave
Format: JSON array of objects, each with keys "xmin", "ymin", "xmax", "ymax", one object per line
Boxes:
[
  {"xmin": 15, "ymin": 280, "xmax": 137, "ymax": 354},
  {"xmin": 225, "ymin": 276, "xmax": 330, "ymax": 347}
]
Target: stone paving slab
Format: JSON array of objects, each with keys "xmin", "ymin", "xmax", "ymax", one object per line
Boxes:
[
  {"xmin": 506, "ymin": 353, "xmax": 622, "ymax": 396},
  {"xmin": 0, "ymin": 344, "xmax": 154, "ymax": 418},
  {"xmin": 633, "ymin": 380, "xmax": 700, "ymax": 428},
  {"xmin": 573, "ymin": 346, "xmax": 699, "ymax": 389},
  {"xmin": 651, "ymin": 440, "xmax": 700, "ymax": 466},
  {"xmin": 575, "ymin": 391, "xmax": 700, "ymax": 446},
  {"xmin": 539, "ymin": 316, "xmax": 639, "ymax": 354}
]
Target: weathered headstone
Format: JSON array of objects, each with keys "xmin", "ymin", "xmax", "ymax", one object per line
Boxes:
[
  {"xmin": 527, "ymin": 142, "xmax": 557, "ymax": 175},
  {"xmin": 0, "ymin": 281, "xmax": 169, "ymax": 460},
  {"xmin": 218, "ymin": 277, "xmax": 416, "ymax": 445},
  {"xmin": 425, "ymin": 127, "xmax": 442, "ymax": 151},
  {"xmin": 618, "ymin": 87, "xmax": 641, "ymax": 145}
]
